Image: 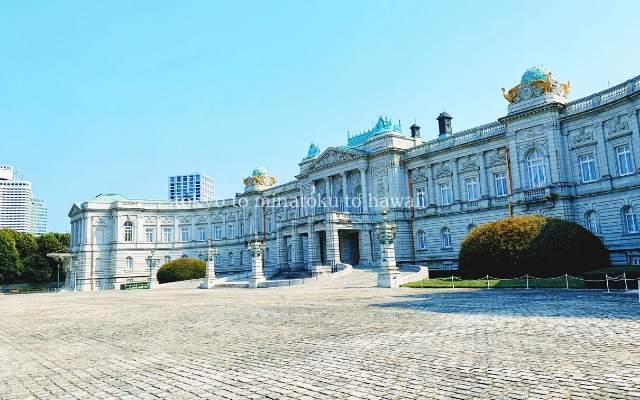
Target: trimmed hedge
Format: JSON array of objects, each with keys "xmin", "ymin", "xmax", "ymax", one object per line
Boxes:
[
  {"xmin": 458, "ymin": 216, "xmax": 610, "ymax": 278},
  {"xmin": 156, "ymin": 258, "xmax": 205, "ymax": 284}
]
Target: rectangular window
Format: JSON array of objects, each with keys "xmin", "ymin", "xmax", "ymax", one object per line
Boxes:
[
  {"xmin": 440, "ymin": 183, "xmax": 452, "ymax": 205},
  {"xmin": 616, "ymin": 145, "xmax": 634, "ymax": 176},
  {"xmin": 162, "ymin": 228, "xmax": 172, "ymax": 243},
  {"xmin": 579, "ymin": 153, "xmax": 597, "ymax": 183},
  {"xmin": 145, "ymin": 228, "xmax": 154, "ymax": 243},
  {"xmin": 466, "ymin": 177, "xmax": 479, "ymax": 201},
  {"xmin": 239, "ymin": 223, "xmax": 245, "ymax": 237},
  {"xmin": 495, "ymin": 172, "xmax": 508, "ymax": 197},
  {"xmin": 228, "ymin": 224, "xmax": 235, "ymax": 238},
  {"xmin": 415, "ymin": 187, "xmax": 426, "ymax": 208},
  {"xmin": 180, "ymin": 227, "xmax": 189, "ymax": 242},
  {"xmin": 214, "ymin": 226, "xmax": 222, "ymax": 240},
  {"xmin": 197, "ymin": 227, "xmax": 206, "ymax": 241}
]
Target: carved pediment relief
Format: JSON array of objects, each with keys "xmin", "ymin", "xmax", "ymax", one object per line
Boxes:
[
  {"xmin": 487, "ymin": 149, "xmax": 506, "ymax": 167},
  {"xmin": 308, "ymin": 147, "xmax": 365, "ymax": 171},
  {"xmin": 196, "ymin": 216, "xmax": 207, "ymax": 224},
  {"xmin": 411, "ymin": 168, "xmax": 428, "ymax": 183},
  {"xmin": 606, "ymin": 117, "xmax": 631, "ymax": 140},
  {"xmin": 434, "ymin": 162, "xmax": 452, "ymax": 178},
  {"xmin": 161, "ymin": 216, "xmax": 174, "ymax": 224},
  {"xmin": 458, "ymin": 156, "xmax": 479, "ymax": 174},
  {"xmin": 178, "ymin": 216, "xmax": 191, "ymax": 224},
  {"xmin": 570, "ymin": 127, "xmax": 596, "ymax": 149},
  {"xmin": 517, "ymin": 125, "xmax": 544, "ymax": 140},
  {"xmin": 517, "ymin": 139, "xmax": 548, "ymax": 155},
  {"xmin": 144, "ymin": 216, "xmax": 156, "ymax": 224}
]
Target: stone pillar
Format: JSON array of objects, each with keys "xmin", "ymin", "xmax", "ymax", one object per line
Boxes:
[
  {"xmin": 199, "ymin": 239, "xmax": 219, "ymax": 289},
  {"xmin": 325, "ymin": 226, "xmax": 341, "ymax": 266},
  {"xmin": 247, "ymin": 234, "xmax": 266, "ymax": 288},
  {"xmin": 358, "ymin": 230, "xmax": 372, "ymax": 267},
  {"xmin": 478, "ymin": 151, "xmax": 488, "ymax": 200},
  {"xmin": 451, "ymin": 158, "xmax": 461, "ymax": 205},
  {"xmin": 427, "ymin": 165, "xmax": 436, "ymax": 207},
  {"xmin": 307, "ymin": 228, "xmax": 318, "ymax": 267},
  {"xmin": 359, "ymin": 168, "xmax": 368, "ymax": 213},
  {"xmin": 376, "ymin": 211, "xmax": 400, "ymax": 288},
  {"xmin": 340, "ymin": 172, "xmax": 347, "ymax": 211}
]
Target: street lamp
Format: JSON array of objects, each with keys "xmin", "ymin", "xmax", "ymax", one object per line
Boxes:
[
  {"xmin": 199, "ymin": 239, "xmax": 219, "ymax": 289},
  {"xmin": 375, "ymin": 210, "xmax": 400, "ymax": 288},
  {"xmin": 146, "ymin": 250, "xmax": 159, "ymax": 289}
]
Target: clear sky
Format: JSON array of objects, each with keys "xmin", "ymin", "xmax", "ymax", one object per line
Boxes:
[{"xmin": 1, "ymin": 0, "xmax": 639, "ymax": 233}]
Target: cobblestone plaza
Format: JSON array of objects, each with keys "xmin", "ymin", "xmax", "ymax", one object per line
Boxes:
[{"xmin": 1, "ymin": 269, "xmax": 639, "ymax": 399}]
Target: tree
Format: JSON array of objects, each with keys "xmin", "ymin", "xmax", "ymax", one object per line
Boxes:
[
  {"xmin": 0, "ymin": 229, "xmax": 21, "ymax": 282},
  {"xmin": 156, "ymin": 258, "xmax": 206, "ymax": 284},
  {"xmin": 36, "ymin": 233, "xmax": 65, "ymax": 282},
  {"xmin": 458, "ymin": 216, "xmax": 610, "ymax": 278}
]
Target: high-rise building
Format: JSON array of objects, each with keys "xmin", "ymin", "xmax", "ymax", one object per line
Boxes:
[
  {"xmin": 0, "ymin": 164, "xmax": 47, "ymax": 235},
  {"xmin": 168, "ymin": 173, "xmax": 215, "ymax": 202}
]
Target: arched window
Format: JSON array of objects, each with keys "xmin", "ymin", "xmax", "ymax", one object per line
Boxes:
[
  {"xmin": 125, "ymin": 256, "xmax": 133, "ymax": 270},
  {"xmin": 124, "ymin": 221, "xmax": 134, "ymax": 242},
  {"xmin": 586, "ymin": 211, "xmax": 600, "ymax": 235},
  {"xmin": 287, "ymin": 244, "xmax": 292, "ymax": 262},
  {"xmin": 265, "ymin": 247, "xmax": 270, "ymax": 262},
  {"xmin": 467, "ymin": 224, "xmax": 477, "ymax": 234},
  {"xmin": 623, "ymin": 206, "xmax": 639, "ymax": 233},
  {"xmin": 417, "ymin": 230, "xmax": 427, "ymax": 250},
  {"xmin": 239, "ymin": 223, "xmax": 245, "ymax": 237},
  {"xmin": 239, "ymin": 250, "xmax": 244, "ymax": 265},
  {"xmin": 181, "ymin": 254, "xmax": 188, "ymax": 259},
  {"xmin": 228, "ymin": 252, "xmax": 234, "ymax": 266},
  {"xmin": 337, "ymin": 190, "xmax": 345, "ymax": 212},
  {"xmin": 214, "ymin": 254, "xmax": 221, "ymax": 265},
  {"xmin": 441, "ymin": 228, "xmax": 452, "ymax": 248},
  {"xmin": 164, "ymin": 255, "xmax": 171, "ymax": 264},
  {"xmin": 267, "ymin": 218, "xmax": 272, "ymax": 232},
  {"xmin": 320, "ymin": 193, "xmax": 327, "ymax": 213},
  {"xmin": 527, "ymin": 149, "xmax": 546, "ymax": 189},
  {"xmin": 354, "ymin": 186, "xmax": 363, "ymax": 213}
]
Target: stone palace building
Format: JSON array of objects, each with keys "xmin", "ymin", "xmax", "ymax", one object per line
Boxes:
[{"xmin": 65, "ymin": 67, "xmax": 640, "ymax": 290}]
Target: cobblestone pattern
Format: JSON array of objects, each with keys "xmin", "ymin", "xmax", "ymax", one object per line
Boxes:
[{"xmin": 1, "ymin": 269, "xmax": 639, "ymax": 399}]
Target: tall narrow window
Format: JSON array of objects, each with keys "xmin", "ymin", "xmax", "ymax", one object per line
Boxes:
[
  {"xmin": 616, "ymin": 145, "xmax": 634, "ymax": 176},
  {"xmin": 586, "ymin": 211, "xmax": 600, "ymax": 235},
  {"xmin": 417, "ymin": 230, "xmax": 427, "ymax": 249},
  {"xmin": 197, "ymin": 227, "xmax": 206, "ymax": 241},
  {"xmin": 239, "ymin": 223, "xmax": 245, "ymax": 237},
  {"xmin": 125, "ymin": 256, "xmax": 133, "ymax": 270},
  {"xmin": 214, "ymin": 226, "xmax": 222, "ymax": 240},
  {"xmin": 355, "ymin": 187, "xmax": 363, "ymax": 213},
  {"xmin": 123, "ymin": 221, "xmax": 134, "ymax": 242},
  {"xmin": 466, "ymin": 177, "xmax": 479, "ymax": 201},
  {"xmin": 440, "ymin": 183, "xmax": 452, "ymax": 205},
  {"xmin": 495, "ymin": 172, "xmax": 508, "ymax": 197},
  {"xmin": 579, "ymin": 153, "xmax": 597, "ymax": 183},
  {"xmin": 265, "ymin": 248, "xmax": 270, "ymax": 262},
  {"xmin": 228, "ymin": 252, "xmax": 234, "ymax": 266},
  {"xmin": 180, "ymin": 227, "xmax": 189, "ymax": 242},
  {"xmin": 267, "ymin": 218, "xmax": 272, "ymax": 233},
  {"xmin": 441, "ymin": 228, "xmax": 452, "ymax": 248},
  {"xmin": 145, "ymin": 228, "xmax": 154, "ymax": 243},
  {"xmin": 228, "ymin": 224, "xmax": 235, "ymax": 238},
  {"xmin": 162, "ymin": 227, "xmax": 172, "ymax": 243},
  {"xmin": 624, "ymin": 206, "xmax": 639, "ymax": 233},
  {"xmin": 527, "ymin": 150, "xmax": 546, "ymax": 188},
  {"xmin": 415, "ymin": 188, "xmax": 426, "ymax": 208}
]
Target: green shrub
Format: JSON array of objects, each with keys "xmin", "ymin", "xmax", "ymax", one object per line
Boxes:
[
  {"xmin": 156, "ymin": 258, "xmax": 205, "ymax": 284},
  {"xmin": 458, "ymin": 216, "xmax": 610, "ymax": 278}
]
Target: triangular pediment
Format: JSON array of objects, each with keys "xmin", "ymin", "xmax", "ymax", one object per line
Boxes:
[
  {"xmin": 68, "ymin": 203, "xmax": 82, "ymax": 217},
  {"xmin": 307, "ymin": 147, "xmax": 366, "ymax": 171}
]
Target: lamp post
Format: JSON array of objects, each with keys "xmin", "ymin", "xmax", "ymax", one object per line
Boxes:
[
  {"xmin": 375, "ymin": 210, "xmax": 400, "ymax": 288},
  {"xmin": 199, "ymin": 238, "xmax": 219, "ymax": 289},
  {"xmin": 146, "ymin": 250, "xmax": 159, "ymax": 289},
  {"xmin": 247, "ymin": 232, "xmax": 266, "ymax": 288}
]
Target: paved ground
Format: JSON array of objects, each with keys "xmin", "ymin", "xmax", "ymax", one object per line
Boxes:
[{"xmin": 1, "ymin": 268, "xmax": 639, "ymax": 400}]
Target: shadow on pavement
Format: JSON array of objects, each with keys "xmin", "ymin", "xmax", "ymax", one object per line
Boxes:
[{"xmin": 374, "ymin": 289, "xmax": 640, "ymax": 320}]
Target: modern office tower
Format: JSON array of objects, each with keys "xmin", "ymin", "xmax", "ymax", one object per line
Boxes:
[
  {"xmin": 30, "ymin": 197, "xmax": 47, "ymax": 235},
  {"xmin": 168, "ymin": 173, "xmax": 215, "ymax": 201}
]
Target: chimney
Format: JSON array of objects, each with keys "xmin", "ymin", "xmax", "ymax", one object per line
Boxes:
[
  {"xmin": 410, "ymin": 123, "xmax": 421, "ymax": 138},
  {"xmin": 437, "ymin": 112, "xmax": 452, "ymax": 139}
]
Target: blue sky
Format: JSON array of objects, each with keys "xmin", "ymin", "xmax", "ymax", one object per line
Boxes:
[{"xmin": 1, "ymin": 0, "xmax": 639, "ymax": 233}]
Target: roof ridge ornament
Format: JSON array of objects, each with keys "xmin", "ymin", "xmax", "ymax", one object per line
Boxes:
[
  {"xmin": 502, "ymin": 67, "xmax": 570, "ymax": 104},
  {"xmin": 347, "ymin": 116, "xmax": 401, "ymax": 147}
]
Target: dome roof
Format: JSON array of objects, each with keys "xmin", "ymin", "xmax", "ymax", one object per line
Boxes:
[
  {"xmin": 521, "ymin": 67, "xmax": 551, "ymax": 84},
  {"xmin": 252, "ymin": 167, "xmax": 268, "ymax": 177}
]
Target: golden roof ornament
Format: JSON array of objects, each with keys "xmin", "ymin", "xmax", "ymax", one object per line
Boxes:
[{"xmin": 502, "ymin": 67, "xmax": 570, "ymax": 103}]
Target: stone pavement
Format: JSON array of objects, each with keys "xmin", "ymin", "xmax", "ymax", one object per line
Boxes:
[{"xmin": 1, "ymin": 268, "xmax": 639, "ymax": 400}]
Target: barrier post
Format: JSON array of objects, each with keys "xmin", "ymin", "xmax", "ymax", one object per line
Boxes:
[
  {"xmin": 526, "ymin": 274, "xmax": 529, "ymax": 289},
  {"xmin": 623, "ymin": 272, "xmax": 628, "ymax": 290},
  {"xmin": 637, "ymin": 279, "xmax": 640, "ymax": 304},
  {"xmin": 606, "ymin": 274, "xmax": 610, "ymax": 293},
  {"xmin": 565, "ymin": 273, "xmax": 569, "ymax": 290},
  {"xmin": 451, "ymin": 275, "xmax": 455, "ymax": 289},
  {"xmin": 486, "ymin": 275, "xmax": 490, "ymax": 289}
]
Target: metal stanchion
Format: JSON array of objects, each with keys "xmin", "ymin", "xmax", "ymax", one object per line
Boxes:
[
  {"xmin": 606, "ymin": 274, "xmax": 610, "ymax": 293},
  {"xmin": 526, "ymin": 274, "xmax": 529, "ymax": 289},
  {"xmin": 451, "ymin": 275, "xmax": 455, "ymax": 289},
  {"xmin": 565, "ymin": 273, "xmax": 569, "ymax": 290}
]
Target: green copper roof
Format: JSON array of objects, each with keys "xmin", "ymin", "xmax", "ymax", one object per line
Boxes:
[{"xmin": 90, "ymin": 193, "xmax": 131, "ymax": 202}]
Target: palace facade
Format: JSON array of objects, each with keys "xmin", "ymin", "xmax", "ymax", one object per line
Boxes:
[{"xmin": 67, "ymin": 68, "xmax": 640, "ymax": 290}]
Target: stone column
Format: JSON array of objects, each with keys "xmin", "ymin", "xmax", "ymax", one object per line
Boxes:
[
  {"xmin": 427, "ymin": 165, "xmax": 436, "ymax": 207},
  {"xmin": 478, "ymin": 151, "xmax": 488, "ymax": 200},
  {"xmin": 247, "ymin": 234, "xmax": 266, "ymax": 288},
  {"xmin": 199, "ymin": 239, "xmax": 218, "ymax": 289},
  {"xmin": 307, "ymin": 228, "xmax": 318, "ymax": 268},
  {"xmin": 451, "ymin": 158, "xmax": 461, "ymax": 205},
  {"xmin": 358, "ymin": 230, "xmax": 372, "ymax": 267},
  {"xmin": 359, "ymin": 168, "xmax": 368, "ymax": 213},
  {"xmin": 376, "ymin": 211, "xmax": 400, "ymax": 288},
  {"xmin": 325, "ymin": 226, "xmax": 341, "ymax": 266},
  {"xmin": 340, "ymin": 172, "xmax": 347, "ymax": 212}
]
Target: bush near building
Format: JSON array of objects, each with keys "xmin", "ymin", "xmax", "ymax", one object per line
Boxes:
[
  {"xmin": 156, "ymin": 258, "xmax": 205, "ymax": 284},
  {"xmin": 458, "ymin": 216, "xmax": 610, "ymax": 278}
]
